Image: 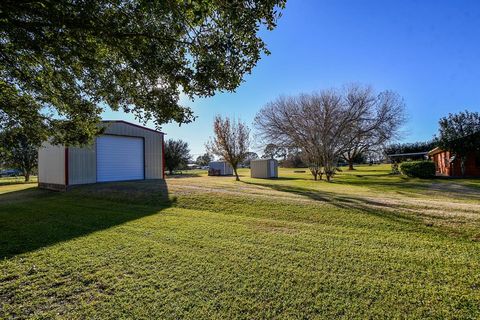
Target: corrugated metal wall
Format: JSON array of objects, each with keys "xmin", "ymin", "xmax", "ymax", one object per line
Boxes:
[
  {"xmin": 209, "ymin": 161, "xmax": 233, "ymax": 175},
  {"xmin": 68, "ymin": 144, "xmax": 96, "ymax": 185},
  {"xmin": 250, "ymin": 159, "xmax": 278, "ymax": 178},
  {"xmin": 67, "ymin": 121, "xmax": 163, "ymax": 185},
  {"xmin": 271, "ymin": 160, "xmax": 279, "ymax": 178},
  {"xmin": 38, "ymin": 142, "xmax": 65, "ymax": 185}
]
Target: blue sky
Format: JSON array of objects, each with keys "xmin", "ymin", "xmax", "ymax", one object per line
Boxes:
[{"xmin": 103, "ymin": 0, "xmax": 480, "ymax": 157}]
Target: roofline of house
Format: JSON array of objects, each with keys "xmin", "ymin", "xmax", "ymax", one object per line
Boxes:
[
  {"xmin": 102, "ymin": 120, "xmax": 165, "ymax": 135},
  {"xmin": 428, "ymin": 147, "xmax": 444, "ymax": 156},
  {"xmin": 386, "ymin": 152, "xmax": 428, "ymax": 157}
]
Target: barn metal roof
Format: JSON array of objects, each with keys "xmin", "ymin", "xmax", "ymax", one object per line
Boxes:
[{"xmin": 101, "ymin": 120, "xmax": 165, "ymax": 135}]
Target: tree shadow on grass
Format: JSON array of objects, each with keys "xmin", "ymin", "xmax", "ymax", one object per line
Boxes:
[
  {"xmin": 0, "ymin": 180, "xmax": 173, "ymax": 259},
  {"xmin": 243, "ymin": 180, "xmax": 480, "ymax": 239},
  {"xmin": 0, "ymin": 185, "xmax": 47, "ymax": 200},
  {"xmin": 241, "ymin": 181, "xmax": 428, "ymax": 228},
  {"xmin": 166, "ymin": 173, "xmax": 203, "ymax": 179},
  {"xmin": 333, "ymin": 173, "xmax": 480, "ymax": 200},
  {"xmin": 273, "ymin": 177, "xmax": 302, "ymax": 181},
  {"xmin": 0, "ymin": 180, "xmax": 37, "ymax": 187}
]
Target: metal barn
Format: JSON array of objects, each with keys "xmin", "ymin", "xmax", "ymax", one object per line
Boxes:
[
  {"xmin": 250, "ymin": 159, "xmax": 278, "ymax": 178},
  {"xmin": 38, "ymin": 120, "xmax": 165, "ymax": 190}
]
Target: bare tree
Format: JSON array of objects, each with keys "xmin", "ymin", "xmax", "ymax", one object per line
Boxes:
[
  {"xmin": 255, "ymin": 86, "xmax": 406, "ymax": 182},
  {"xmin": 342, "ymin": 86, "xmax": 406, "ymax": 170},
  {"xmin": 254, "ymin": 94, "xmax": 325, "ymax": 180},
  {"xmin": 207, "ymin": 116, "xmax": 250, "ymax": 181},
  {"xmin": 255, "ymin": 92, "xmax": 346, "ymax": 181},
  {"xmin": 302, "ymin": 150, "xmax": 323, "ymax": 181}
]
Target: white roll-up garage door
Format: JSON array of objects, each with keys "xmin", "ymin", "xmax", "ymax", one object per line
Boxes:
[{"xmin": 96, "ymin": 135, "xmax": 144, "ymax": 182}]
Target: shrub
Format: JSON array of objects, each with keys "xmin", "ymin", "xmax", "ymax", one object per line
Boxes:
[{"xmin": 400, "ymin": 161, "xmax": 435, "ymax": 178}]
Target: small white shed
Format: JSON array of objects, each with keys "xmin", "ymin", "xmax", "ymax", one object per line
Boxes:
[
  {"xmin": 208, "ymin": 161, "xmax": 233, "ymax": 176},
  {"xmin": 250, "ymin": 159, "xmax": 278, "ymax": 178}
]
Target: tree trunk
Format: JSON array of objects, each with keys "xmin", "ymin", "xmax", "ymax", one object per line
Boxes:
[
  {"xmin": 348, "ymin": 160, "xmax": 354, "ymax": 170},
  {"xmin": 326, "ymin": 174, "xmax": 331, "ymax": 182},
  {"xmin": 24, "ymin": 171, "xmax": 30, "ymax": 182},
  {"xmin": 233, "ymin": 167, "xmax": 240, "ymax": 181},
  {"xmin": 461, "ymin": 156, "xmax": 466, "ymax": 176},
  {"xmin": 325, "ymin": 166, "xmax": 334, "ymax": 182}
]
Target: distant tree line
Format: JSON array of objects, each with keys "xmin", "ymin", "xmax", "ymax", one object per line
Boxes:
[{"xmin": 384, "ymin": 141, "xmax": 437, "ymax": 156}]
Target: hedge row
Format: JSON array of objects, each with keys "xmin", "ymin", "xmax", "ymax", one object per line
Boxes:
[{"xmin": 399, "ymin": 161, "xmax": 435, "ymax": 178}]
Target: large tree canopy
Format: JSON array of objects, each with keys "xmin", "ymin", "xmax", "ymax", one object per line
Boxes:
[
  {"xmin": 0, "ymin": 0, "xmax": 286, "ymax": 144},
  {"xmin": 437, "ymin": 110, "xmax": 480, "ymax": 153},
  {"xmin": 164, "ymin": 139, "xmax": 191, "ymax": 174},
  {"xmin": 0, "ymin": 83, "xmax": 47, "ymax": 181},
  {"xmin": 0, "ymin": 127, "xmax": 40, "ymax": 182}
]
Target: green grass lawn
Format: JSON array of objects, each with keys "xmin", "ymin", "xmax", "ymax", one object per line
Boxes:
[
  {"xmin": 0, "ymin": 175, "xmax": 37, "ymax": 186},
  {"xmin": 1, "ymin": 165, "xmax": 479, "ymax": 319}
]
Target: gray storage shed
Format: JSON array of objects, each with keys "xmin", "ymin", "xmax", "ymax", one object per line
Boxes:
[
  {"xmin": 38, "ymin": 120, "xmax": 165, "ymax": 191},
  {"xmin": 250, "ymin": 159, "xmax": 278, "ymax": 178},
  {"xmin": 208, "ymin": 161, "xmax": 234, "ymax": 176}
]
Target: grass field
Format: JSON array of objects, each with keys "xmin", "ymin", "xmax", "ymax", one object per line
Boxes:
[
  {"xmin": 1, "ymin": 165, "xmax": 479, "ymax": 319},
  {"xmin": 0, "ymin": 175, "xmax": 37, "ymax": 185}
]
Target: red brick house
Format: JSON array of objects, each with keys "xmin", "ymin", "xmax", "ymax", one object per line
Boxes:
[{"xmin": 428, "ymin": 147, "xmax": 480, "ymax": 177}]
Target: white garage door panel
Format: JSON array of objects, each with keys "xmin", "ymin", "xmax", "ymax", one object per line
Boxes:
[{"xmin": 97, "ymin": 135, "xmax": 144, "ymax": 182}]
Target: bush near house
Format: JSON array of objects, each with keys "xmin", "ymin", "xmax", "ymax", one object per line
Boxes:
[{"xmin": 400, "ymin": 161, "xmax": 436, "ymax": 178}]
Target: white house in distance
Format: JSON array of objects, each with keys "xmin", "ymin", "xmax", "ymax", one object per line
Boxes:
[{"xmin": 38, "ymin": 120, "xmax": 165, "ymax": 191}]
